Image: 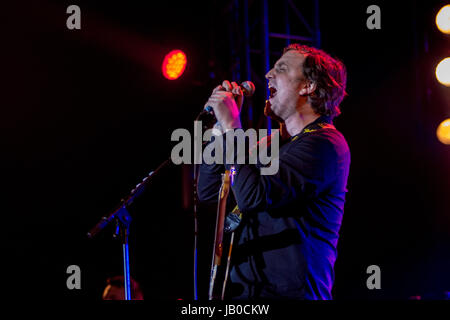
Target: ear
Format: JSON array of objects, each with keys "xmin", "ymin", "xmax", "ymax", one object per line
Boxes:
[{"xmin": 299, "ymin": 81, "xmax": 317, "ymax": 96}]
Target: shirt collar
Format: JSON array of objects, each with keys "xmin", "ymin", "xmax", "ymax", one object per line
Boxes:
[{"xmin": 290, "ymin": 115, "xmax": 334, "ymax": 141}]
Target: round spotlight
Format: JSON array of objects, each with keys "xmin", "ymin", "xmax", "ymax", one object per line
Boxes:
[
  {"xmin": 436, "ymin": 5, "xmax": 450, "ymax": 34},
  {"xmin": 162, "ymin": 50, "xmax": 187, "ymax": 80},
  {"xmin": 436, "ymin": 118, "xmax": 450, "ymax": 145},
  {"xmin": 435, "ymin": 57, "xmax": 450, "ymax": 86}
]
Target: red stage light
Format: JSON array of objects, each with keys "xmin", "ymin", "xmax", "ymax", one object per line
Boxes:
[{"xmin": 162, "ymin": 50, "xmax": 187, "ymax": 80}]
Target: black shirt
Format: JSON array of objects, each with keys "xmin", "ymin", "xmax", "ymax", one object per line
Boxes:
[{"xmin": 198, "ymin": 115, "xmax": 350, "ymax": 300}]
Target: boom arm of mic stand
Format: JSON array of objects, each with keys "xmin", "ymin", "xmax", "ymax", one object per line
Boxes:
[
  {"xmin": 86, "ymin": 157, "xmax": 172, "ymax": 301},
  {"xmin": 86, "ymin": 157, "xmax": 172, "ymax": 239}
]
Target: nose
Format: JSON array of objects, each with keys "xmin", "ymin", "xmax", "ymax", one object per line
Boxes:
[{"xmin": 265, "ymin": 68, "xmax": 274, "ymax": 80}]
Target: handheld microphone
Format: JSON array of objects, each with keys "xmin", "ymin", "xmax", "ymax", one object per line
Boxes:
[{"xmin": 198, "ymin": 81, "xmax": 255, "ymax": 121}]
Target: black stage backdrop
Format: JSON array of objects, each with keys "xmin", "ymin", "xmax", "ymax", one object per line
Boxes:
[{"xmin": 1, "ymin": 0, "xmax": 449, "ymax": 301}]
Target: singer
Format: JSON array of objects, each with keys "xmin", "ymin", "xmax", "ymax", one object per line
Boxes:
[{"xmin": 197, "ymin": 43, "xmax": 350, "ymax": 300}]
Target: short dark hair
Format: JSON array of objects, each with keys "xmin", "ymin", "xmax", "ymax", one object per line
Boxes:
[{"xmin": 284, "ymin": 44, "xmax": 347, "ymax": 119}]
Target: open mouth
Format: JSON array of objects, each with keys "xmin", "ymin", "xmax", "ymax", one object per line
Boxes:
[{"xmin": 269, "ymin": 87, "xmax": 277, "ymax": 99}]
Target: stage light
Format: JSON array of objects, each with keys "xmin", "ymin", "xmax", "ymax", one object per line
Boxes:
[
  {"xmin": 435, "ymin": 57, "xmax": 450, "ymax": 86},
  {"xmin": 436, "ymin": 118, "xmax": 450, "ymax": 145},
  {"xmin": 162, "ymin": 50, "xmax": 187, "ymax": 80},
  {"xmin": 436, "ymin": 5, "xmax": 450, "ymax": 34}
]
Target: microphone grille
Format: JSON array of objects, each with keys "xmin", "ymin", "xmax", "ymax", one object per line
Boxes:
[{"xmin": 241, "ymin": 81, "xmax": 256, "ymax": 97}]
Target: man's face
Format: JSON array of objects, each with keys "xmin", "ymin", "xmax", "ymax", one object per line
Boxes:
[{"xmin": 265, "ymin": 50, "xmax": 307, "ymax": 121}]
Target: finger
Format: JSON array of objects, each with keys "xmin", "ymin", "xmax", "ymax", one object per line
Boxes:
[
  {"xmin": 231, "ymin": 82, "xmax": 242, "ymax": 96},
  {"xmin": 212, "ymin": 85, "xmax": 224, "ymax": 94},
  {"xmin": 211, "ymin": 91, "xmax": 232, "ymax": 98},
  {"xmin": 222, "ymin": 80, "xmax": 232, "ymax": 92},
  {"xmin": 206, "ymin": 96, "xmax": 221, "ymax": 105}
]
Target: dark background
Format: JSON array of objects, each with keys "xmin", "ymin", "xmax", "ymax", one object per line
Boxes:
[{"xmin": 1, "ymin": 0, "xmax": 449, "ymax": 300}]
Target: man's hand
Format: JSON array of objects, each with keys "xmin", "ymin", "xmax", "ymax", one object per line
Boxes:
[{"xmin": 204, "ymin": 80, "xmax": 243, "ymax": 132}]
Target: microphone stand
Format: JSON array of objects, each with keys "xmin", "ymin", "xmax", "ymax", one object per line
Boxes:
[
  {"xmin": 86, "ymin": 105, "xmax": 225, "ymax": 300},
  {"xmin": 87, "ymin": 158, "xmax": 172, "ymax": 300}
]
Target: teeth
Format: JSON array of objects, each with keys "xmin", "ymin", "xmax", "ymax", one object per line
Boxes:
[{"xmin": 269, "ymin": 87, "xmax": 277, "ymax": 98}]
